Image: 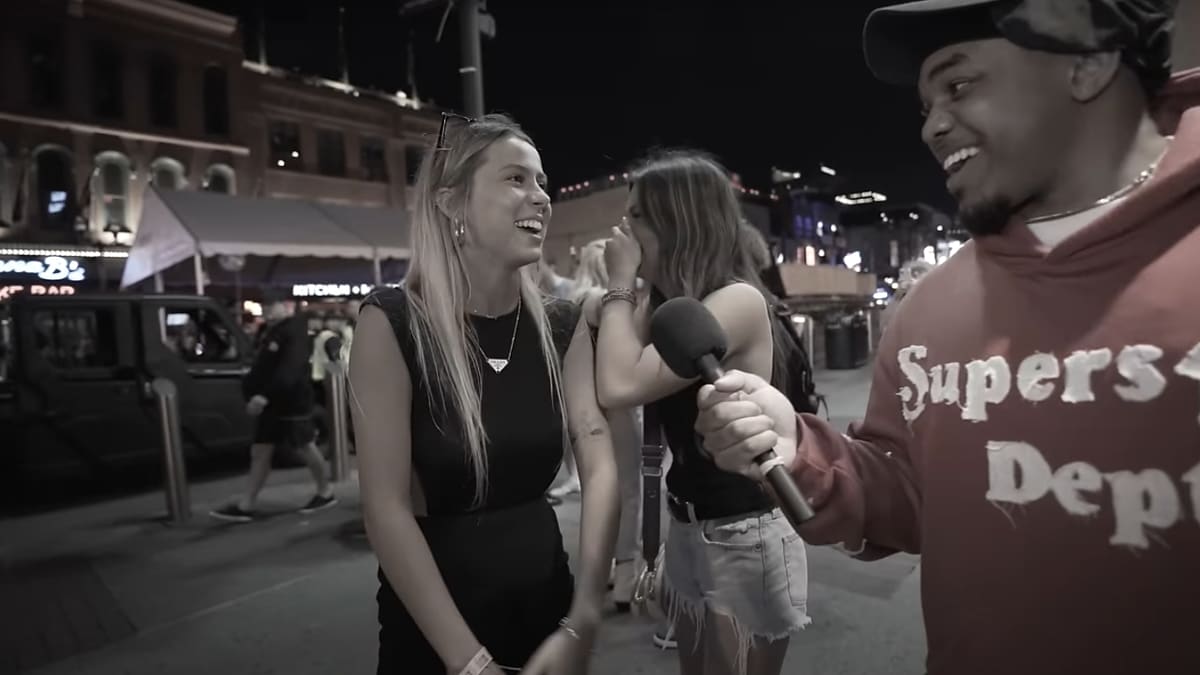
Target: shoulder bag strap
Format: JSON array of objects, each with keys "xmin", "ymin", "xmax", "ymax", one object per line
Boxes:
[{"xmin": 641, "ymin": 402, "xmax": 665, "ymax": 569}]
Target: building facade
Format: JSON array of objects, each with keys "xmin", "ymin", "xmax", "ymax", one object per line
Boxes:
[
  {"xmin": 0, "ymin": 0, "xmax": 437, "ymax": 297},
  {"xmin": 0, "ymin": 0, "xmax": 251, "ymax": 249},
  {"xmin": 838, "ymin": 201, "xmax": 957, "ymax": 277},
  {"xmin": 243, "ymin": 62, "xmax": 436, "ymax": 209}
]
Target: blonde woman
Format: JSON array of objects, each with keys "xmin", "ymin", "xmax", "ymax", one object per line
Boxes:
[
  {"xmin": 349, "ymin": 114, "xmax": 619, "ymax": 675},
  {"xmin": 597, "ymin": 151, "xmax": 810, "ymax": 675},
  {"xmin": 568, "ymin": 240, "xmax": 644, "ymax": 605},
  {"xmin": 537, "ymin": 259, "xmax": 575, "ymax": 300}
]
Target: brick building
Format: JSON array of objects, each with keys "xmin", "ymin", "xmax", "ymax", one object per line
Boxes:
[{"xmin": 0, "ymin": 0, "xmax": 437, "ymax": 298}]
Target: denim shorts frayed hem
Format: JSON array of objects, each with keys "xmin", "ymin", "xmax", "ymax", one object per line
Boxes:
[{"xmin": 662, "ymin": 507, "xmax": 813, "ymax": 675}]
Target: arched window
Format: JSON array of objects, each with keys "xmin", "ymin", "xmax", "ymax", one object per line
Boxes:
[
  {"xmin": 150, "ymin": 157, "xmax": 185, "ymax": 190},
  {"xmin": 203, "ymin": 164, "xmax": 235, "ymax": 194},
  {"xmin": 34, "ymin": 146, "xmax": 74, "ymax": 231},
  {"xmin": 203, "ymin": 65, "xmax": 229, "ymax": 135},
  {"xmin": 94, "ymin": 152, "xmax": 131, "ymax": 236}
]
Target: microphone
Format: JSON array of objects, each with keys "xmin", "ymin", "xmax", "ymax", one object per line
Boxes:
[{"xmin": 650, "ymin": 297, "xmax": 815, "ymax": 524}]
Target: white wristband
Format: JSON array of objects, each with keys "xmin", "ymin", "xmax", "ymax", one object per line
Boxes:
[
  {"xmin": 758, "ymin": 456, "xmax": 788, "ymax": 475},
  {"xmin": 459, "ymin": 647, "xmax": 493, "ymax": 675}
]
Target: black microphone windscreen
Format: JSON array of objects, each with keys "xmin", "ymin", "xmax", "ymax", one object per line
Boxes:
[{"xmin": 650, "ymin": 297, "xmax": 728, "ymax": 379}]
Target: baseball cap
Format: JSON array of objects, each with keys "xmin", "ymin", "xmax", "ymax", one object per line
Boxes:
[{"xmin": 863, "ymin": 0, "xmax": 1178, "ymax": 91}]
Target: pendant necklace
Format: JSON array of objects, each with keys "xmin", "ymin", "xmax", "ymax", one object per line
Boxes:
[{"xmin": 479, "ymin": 295, "xmax": 521, "ymax": 373}]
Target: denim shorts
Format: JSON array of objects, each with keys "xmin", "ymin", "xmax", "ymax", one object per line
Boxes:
[{"xmin": 663, "ymin": 507, "xmax": 811, "ymax": 671}]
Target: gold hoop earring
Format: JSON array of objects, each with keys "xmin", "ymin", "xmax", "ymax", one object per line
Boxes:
[{"xmin": 454, "ymin": 219, "xmax": 466, "ymax": 246}]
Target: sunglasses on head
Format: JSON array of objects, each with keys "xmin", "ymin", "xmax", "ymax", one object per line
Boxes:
[{"xmin": 436, "ymin": 112, "xmax": 476, "ymax": 150}]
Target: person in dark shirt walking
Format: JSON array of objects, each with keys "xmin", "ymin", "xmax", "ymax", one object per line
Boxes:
[{"xmin": 211, "ymin": 299, "xmax": 337, "ymax": 522}]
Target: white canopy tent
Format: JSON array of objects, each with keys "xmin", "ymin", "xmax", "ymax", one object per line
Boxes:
[
  {"xmin": 120, "ymin": 187, "xmax": 410, "ymax": 291},
  {"xmin": 311, "ymin": 201, "xmax": 412, "ymax": 286}
]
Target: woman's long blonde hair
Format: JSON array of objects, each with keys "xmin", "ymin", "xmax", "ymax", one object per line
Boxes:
[
  {"xmin": 569, "ymin": 239, "xmax": 610, "ymax": 302},
  {"xmin": 405, "ymin": 114, "xmax": 567, "ymax": 507}
]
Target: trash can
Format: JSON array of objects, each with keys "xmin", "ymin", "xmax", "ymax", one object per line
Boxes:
[
  {"xmin": 825, "ymin": 318, "xmax": 854, "ymax": 370},
  {"xmin": 849, "ymin": 313, "xmax": 870, "ymax": 367}
]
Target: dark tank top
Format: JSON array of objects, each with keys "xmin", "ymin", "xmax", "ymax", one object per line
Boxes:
[
  {"xmin": 647, "ymin": 286, "xmax": 773, "ymax": 514},
  {"xmin": 659, "ymin": 381, "xmax": 773, "ymax": 513},
  {"xmin": 363, "ymin": 286, "xmax": 579, "ymax": 515}
]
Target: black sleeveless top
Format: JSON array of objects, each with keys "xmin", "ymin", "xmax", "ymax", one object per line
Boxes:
[
  {"xmin": 647, "ymin": 286, "xmax": 773, "ymax": 514},
  {"xmin": 660, "ymin": 381, "xmax": 772, "ymax": 513},
  {"xmin": 363, "ymin": 286, "xmax": 580, "ymax": 516}
]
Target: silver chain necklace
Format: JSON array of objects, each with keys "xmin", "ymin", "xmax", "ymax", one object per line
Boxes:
[
  {"xmin": 1026, "ymin": 139, "xmax": 1172, "ymax": 225},
  {"xmin": 477, "ymin": 295, "xmax": 521, "ymax": 373}
]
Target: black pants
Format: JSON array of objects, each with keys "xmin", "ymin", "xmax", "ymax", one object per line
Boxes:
[{"xmin": 376, "ymin": 498, "xmax": 574, "ymax": 674}]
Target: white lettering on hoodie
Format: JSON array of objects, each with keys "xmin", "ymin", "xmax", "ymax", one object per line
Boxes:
[{"xmin": 901, "ymin": 342, "xmax": 1200, "ymax": 550}]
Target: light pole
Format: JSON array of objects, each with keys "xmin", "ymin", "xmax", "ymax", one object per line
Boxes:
[
  {"xmin": 400, "ymin": 0, "xmax": 494, "ymax": 117},
  {"xmin": 457, "ymin": 0, "xmax": 483, "ymax": 117}
]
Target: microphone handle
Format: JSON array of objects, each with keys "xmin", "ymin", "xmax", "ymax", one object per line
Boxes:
[
  {"xmin": 757, "ymin": 450, "xmax": 816, "ymax": 524},
  {"xmin": 695, "ymin": 353, "xmax": 816, "ymax": 525}
]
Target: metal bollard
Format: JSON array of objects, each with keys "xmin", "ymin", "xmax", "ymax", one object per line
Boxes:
[
  {"xmin": 151, "ymin": 377, "xmax": 191, "ymax": 524},
  {"xmin": 792, "ymin": 313, "xmax": 816, "ymax": 359},
  {"xmin": 323, "ymin": 362, "xmax": 351, "ymax": 482},
  {"xmin": 865, "ymin": 308, "xmax": 878, "ymax": 355}
]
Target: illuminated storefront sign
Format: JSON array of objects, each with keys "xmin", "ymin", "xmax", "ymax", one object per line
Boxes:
[
  {"xmin": 0, "ymin": 284, "xmax": 77, "ymax": 301},
  {"xmin": 292, "ymin": 283, "xmax": 374, "ymax": 298},
  {"xmin": 0, "ymin": 256, "xmax": 87, "ymax": 282}
]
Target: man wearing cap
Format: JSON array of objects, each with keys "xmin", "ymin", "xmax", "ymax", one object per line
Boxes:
[
  {"xmin": 211, "ymin": 299, "xmax": 338, "ymax": 522},
  {"xmin": 695, "ymin": 2, "xmax": 1200, "ymax": 673}
]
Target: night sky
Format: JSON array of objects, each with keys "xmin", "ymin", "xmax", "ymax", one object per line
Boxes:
[{"xmin": 194, "ymin": 0, "xmax": 952, "ymax": 211}]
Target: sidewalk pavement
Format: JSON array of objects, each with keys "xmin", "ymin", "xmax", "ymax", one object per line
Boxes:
[{"xmin": 0, "ymin": 365, "xmax": 925, "ymax": 675}]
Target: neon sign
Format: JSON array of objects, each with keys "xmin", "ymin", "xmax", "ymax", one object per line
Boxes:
[
  {"xmin": 0, "ymin": 284, "xmax": 77, "ymax": 301},
  {"xmin": 0, "ymin": 256, "xmax": 86, "ymax": 282},
  {"xmin": 292, "ymin": 283, "xmax": 373, "ymax": 298}
]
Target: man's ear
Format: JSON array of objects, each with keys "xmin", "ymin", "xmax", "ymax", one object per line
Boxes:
[
  {"xmin": 1069, "ymin": 51, "xmax": 1122, "ymax": 103},
  {"xmin": 435, "ymin": 188, "xmax": 456, "ymax": 221}
]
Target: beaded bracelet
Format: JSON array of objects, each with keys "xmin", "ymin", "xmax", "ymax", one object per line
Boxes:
[
  {"xmin": 558, "ymin": 617, "xmax": 582, "ymax": 641},
  {"xmin": 601, "ymin": 287, "xmax": 637, "ymax": 308}
]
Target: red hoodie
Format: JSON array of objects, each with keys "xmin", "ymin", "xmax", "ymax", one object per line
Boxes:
[{"xmin": 789, "ymin": 75, "xmax": 1200, "ymax": 675}]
